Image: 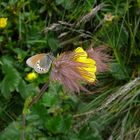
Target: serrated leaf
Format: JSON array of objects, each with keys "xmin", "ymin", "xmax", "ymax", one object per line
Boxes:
[
  {"xmin": 1, "ymin": 56, "xmax": 13, "ymax": 67},
  {"xmin": 1, "ymin": 64, "xmax": 20, "ymax": 98},
  {"xmin": 18, "ymin": 79, "xmax": 37, "ymax": 99},
  {"xmin": 110, "ymin": 63, "xmax": 129, "ymax": 80},
  {"xmin": 45, "ymin": 114, "xmax": 72, "ymax": 133},
  {"xmin": 32, "ymin": 103, "xmax": 49, "ymax": 125},
  {"xmin": 41, "ymin": 82, "xmax": 62, "ymax": 106},
  {"xmin": 0, "ymin": 121, "xmax": 20, "ymax": 140},
  {"xmin": 18, "ymin": 79, "xmax": 28, "ymax": 99},
  {"xmin": 78, "ymin": 126, "xmax": 102, "ymax": 140},
  {"xmin": 42, "ymin": 92, "xmax": 58, "ymax": 107},
  {"xmin": 49, "ymin": 81, "xmax": 62, "ymax": 94}
]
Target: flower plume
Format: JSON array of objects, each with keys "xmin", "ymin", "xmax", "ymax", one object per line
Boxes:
[{"xmin": 51, "ymin": 47, "xmax": 97, "ymax": 92}]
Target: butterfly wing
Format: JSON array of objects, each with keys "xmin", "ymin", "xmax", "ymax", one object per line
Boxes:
[
  {"xmin": 26, "ymin": 53, "xmax": 46, "ymax": 68},
  {"xmin": 26, "ymin": 53, "xmax": 54, "ymax": 74},
  {"xmin": 34, "ymin": 54, "xmax": 53, "ymax": 74}
]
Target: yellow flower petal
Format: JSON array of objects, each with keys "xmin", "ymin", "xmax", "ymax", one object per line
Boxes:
[
  {"xmin": 79, "ymin": 58, "xmax": 96, "ymax": 65},
  {"xmin": 83, "ymin": 74, "xmax": 96, "ymax": 82},
  {"xmin": 83, "ymin": 66, "xmax": 97, "ymax": 73},
  {"xmin": 79, "ymin": 69, "xmax": 96, "ymax": 83},
  {"xmin": 74, "ymin": 47, "xmax": 87, "ymax": 58},
  {"xmin": 80, "ymin": 58, "xmax": 96, "ymax": 73}
]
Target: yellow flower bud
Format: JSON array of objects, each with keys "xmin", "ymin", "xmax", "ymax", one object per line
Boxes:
[
  {"xmin": 26, "ymin": 72, "xmax": 38, "ymax": 81},
  {"xmin": 0, "ymin": 18, "xmax": 8, "ymax": 28}
]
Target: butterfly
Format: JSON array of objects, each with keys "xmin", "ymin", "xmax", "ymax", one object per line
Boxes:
[{"xmin": 26, "ymin": 53, "xmax": 54, "ymax": 74}]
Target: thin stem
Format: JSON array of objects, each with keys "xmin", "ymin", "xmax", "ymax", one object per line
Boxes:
[
  {"xmin": 21, "ymin": 113, "xmax": 26, "ymax": 140},
  {"xmin": 21, "ymin": 83, "xmax": 49, "ymax": 140},
  {"xmin": 29, "ymin": 83, "xmax": 49, "ymax": 108}
]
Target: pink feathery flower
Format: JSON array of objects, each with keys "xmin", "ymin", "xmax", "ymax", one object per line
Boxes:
[{"xmin": 50, "ymin": 47, "xmax": 97, "ymax": 93}]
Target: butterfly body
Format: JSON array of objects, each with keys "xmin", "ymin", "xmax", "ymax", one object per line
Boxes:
[{"xmin": 26, "ymin": 53, "xmax": 54, "ymax": 74}]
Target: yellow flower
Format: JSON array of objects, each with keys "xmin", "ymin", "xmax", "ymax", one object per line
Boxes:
[
  {"xmin": 74, "ymin": 47, "xmax": 96, "ymax": 83},
  {"xmin": 26, "ymin": 72, "xmax": 38, "ymax": 81},
  {"xmin": 0, "ymin": 18, "xmax": 8, "ymax": 28}
]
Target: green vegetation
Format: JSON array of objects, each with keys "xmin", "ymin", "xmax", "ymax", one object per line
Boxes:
[{"xmin": 0, "ymin": 0, "xmax": 140, "ymax": 139}]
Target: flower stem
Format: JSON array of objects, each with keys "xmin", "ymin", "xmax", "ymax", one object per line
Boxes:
[
  {"xmin": 29, "ymin": 83, "xmax": 49, "ymax": 108},
  {"xmin": 21, "ymin": 83, "xmax": 49, "ymax": 139}
]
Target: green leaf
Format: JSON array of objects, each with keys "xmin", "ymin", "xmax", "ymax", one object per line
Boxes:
[
  {"xmin": 18, "ymin": 79, "xmax": 29, "ymax": 99},
  {"xmin": 0, "ymin": 121, "xmax": 20, "ymax": 140},
  {"xmin": 41, "ymin": 82, "xmax": 62, "ymax": 106},
  {"xmin": 47, "ymin": 35, "xmax": 61, "ymax": 52},
  {"xmin": 61, "ymin": 0, "xmax": 73, "ymax": 9},
  {"xmin": 0, "ymin": 36, "xmax": 4, "ymax": 42},
  {"xmin": 32, "ymin": 103, "xmax": 48, "ymax": 120},
  {"xmin": 55, "ymin": 0, "xmax": 73, "ymax": 9},
  {"xmin": 1, "ymin": 64, "xmax": 20, "ymax": 98},
  {"xmin": 55, "ymin": 0, "xmax": 64, "ymax": 5},
  {"xmin": 18, "ymin": 79, "xmax": 37, "ymax": 99},
  {"xmin": 49, "ymin": 81, "xmax": 62, "ymax": 94},
  {"xmin": 110, "ymin": 63, "xmax": 130, "ymax": 80},
  {"xmin": 78, "ymin": 126, "xmax": 102, "ymax": 140},
  {"xmin": 45, "ymin": 114, "xmax": 72, "ymax": 133},
  {"xmin": 42, "ymin": 92, "xmax": 59, "ymax": 107},
  {"xmin": 13, "ymin": 48, "xmax": 28, "ymax": 62},
  {"xmin": 1, "ymin": 56, "xmax": 13, "ymax": 66}
]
